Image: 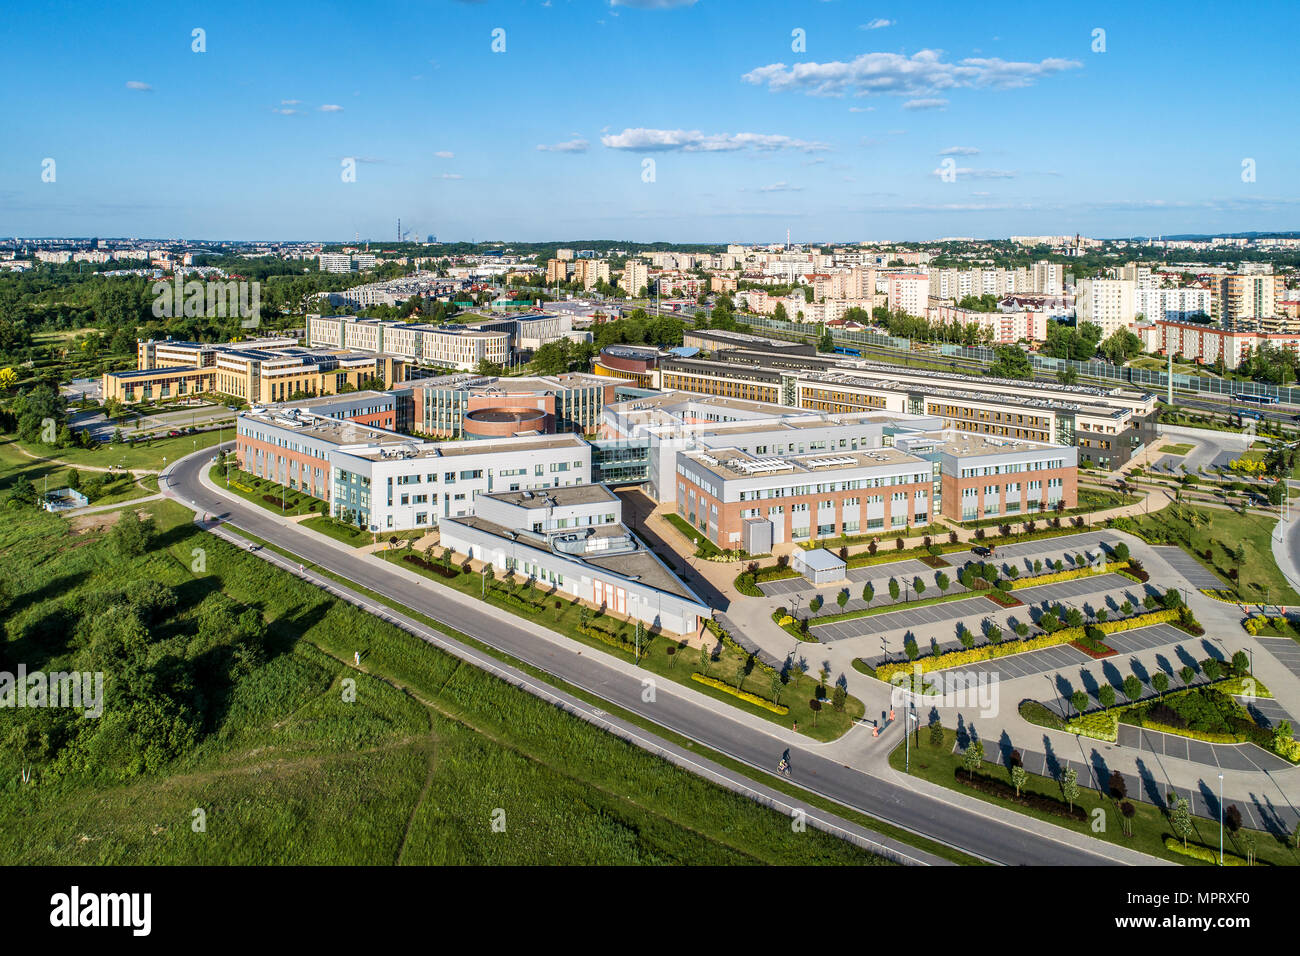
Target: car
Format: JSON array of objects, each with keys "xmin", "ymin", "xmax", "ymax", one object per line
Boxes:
[
  {"xmin": 971, "ymin": 545, "xmax": 993, "ymax": 557},
  {"xmin": 167, "ymin": 429, "xmax": 181, "ymax": 437}
]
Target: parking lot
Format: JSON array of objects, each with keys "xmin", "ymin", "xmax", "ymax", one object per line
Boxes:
[{"xmin": 1148, "ymin": 545, "xmax": 1224, "ymax": 590}]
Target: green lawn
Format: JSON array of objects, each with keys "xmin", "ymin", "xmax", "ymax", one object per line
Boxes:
[
  {"xmin": 233, "ymin": 526, "xmax": 979, "ymax": 865},
  {"xmin": 891, "ymin": 727, "xmax": 1298, "ymax": 867},
  {"xmin": 376, "ymin": 548, "xmax": 864, "ymax": 741},
  {"xmin": 0, "ymin": 488, "xmax": 886, "ymax": 865},
  {"xmin": 212, "ymin": 463, "xmax": 319, "ymax": 518},
  {"xmin": 664, "ymin": 511, "xmax": 724, "ymax": 558},
  {"xmin": 13, "ymin": 428, "xmax": 225, "ymax": 472},
  {"xmin": 1113, "ymin": 504, "xmax": 1300, "ymax": 604},
  {"xmin": 1158, "ymin": 443, "xmax": 1195, "ymax": 456},
  {"xmin": 0, "ymin": 438, "xmax": 154, "ymax": 507}
]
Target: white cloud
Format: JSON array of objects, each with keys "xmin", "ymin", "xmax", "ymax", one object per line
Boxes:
[
  {"xmin": 903, "ymin": 98, "xmax": 948, "ymax": 110},
  {"xmin": 281, "ymin": 99, "xmax": 301, "ymax": 105},
  {"xmin": 742, "ymin": 49, "xmax": 1081, "ymax": 98},
  {"xmin": 759, "ymin": 182, "xmax": 802, "ymax": 192},
  {"xmin": 319, "ymin": 104, "xmax": 344, "ymax": 112},
  {"xmin": 537, "ymin": 139, "xmax": 590, "ymax": 153},
  {"xmin": 600, "ymin": 128, "xmax": 830, "ymax": 152},
  {"xmin": 860, "ymin": 18, "xmax": 894, "ymax": 29},
  {"xmin": 440, "ymin": 173, "xmax": 463, "ymax": 180},
  {"xmin": 848, "ymin": 106, "xmax": 875, "ymax": 113},
  {"xmin": 434, "ymin": 150, "xmax": 455, "ymax": 159},
  {"xmin": 271, "ymin": 108, "xmax": 300, "ymax": 115},
  {"xmin": 939, "ymin": 146, "xmax": 980, "ymax": 155},
  {"xmin": 125, "ymin": 81, "xmax": 152, "ymax": 92},
  {"xmin": 930, "ymin": 166, "xmax": 1017, "ymax": 179}
]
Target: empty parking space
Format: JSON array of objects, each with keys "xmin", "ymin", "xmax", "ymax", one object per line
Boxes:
[
  {"xmin": 1241, "ymin": 697, "xmax": 1294, "ymax": 731},
  {"xmin": 1150, "ymin": 546, "xmax": 1223, "ymax": 589},
  {"xmin": 1000, "ymin": 743, "xmax": 1299, "ymax": 832},
  {"xmin": 1257, "ymin": 636, "xmax": 1300, "ymax": 680},
  {"xmin": 817, "ymin": 593, "xmax": 993, "ymax": 643}
]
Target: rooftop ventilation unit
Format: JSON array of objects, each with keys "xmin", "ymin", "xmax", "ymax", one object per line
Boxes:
[{"xmin": 805, "ymin": 456, "xmax": 856, "ymax": 469}]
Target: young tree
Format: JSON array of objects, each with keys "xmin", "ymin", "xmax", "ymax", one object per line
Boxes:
[
  {"xmin": 888, "ymin": 577, "xmax": 900, "ymax": 602},
  {"xmin": 1070, "ymin": 690, "xmax": 1088, "ymax": 717},
  {"xmin": 1061, "ymin": 767, "xmax": 1079, "ymax": 812},
  {"xmin": 1098, "ymin": 685, "xmax": 1116, "ymax": 710},
  {"xmin": 961, "ymin": 739, "xmax": 984, "ymax": 779},
  {"xmin": 1170, "ymin": 795, "xmax": 1193, "ymax": 848},
  {"xmin": 1123, "ymin": 674, "xmax": 1142, "ymax": 703},
  {"xmin": 1179, "ymin": 664, "xmax": 1196, "ymax": 687},
  {"xmin": 929, "ymin": 720, "xmax": 943, "ymax": 747},
  {"xmin": 862, "ymin": 581, "xmax": 874, "ymax": 607},
  {"xmin": 913, "ymin": 575, "xmax": 925, "ymax": 597},
  {"xmin": 1108, "ymin": 770, "xmax": 1128, "ymax": 801},
  {"xmin": 836, "ymin": 589, "xmax": 848, "ymax": 610},
  {"xmin": 1112, "ymin": 800, "xmax": 1134, "ymax": 837},
  {"xmin": 831, "ymin": 684, "xmax": 846, "ymax": 712},
  {"xmin": 1152, "ymin": 672, "xmax": 1170, "ymax": 696},
  {"xmin": 1011, "ymin": 764, "xmax": 1027, "ymax": 798},
  {"xmin": 936, "ymin": 572, "xmax": 950, "ymax": 593}
]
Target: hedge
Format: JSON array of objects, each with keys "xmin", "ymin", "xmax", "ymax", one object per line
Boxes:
[
  {"xmin": 1009, "ymin": 560, "xmax": 1128, "ymax": 590},
  {"xmin": 1063, "ymin": 710, "xmax": 1119, "ymax": 742},
  {"xmin": 1163, "ymin": 837, "xmax": 1248, "ymax": 866},
  {"xmin": 578, "ymin": 622, "xmax": 637, "ymax": 654},
  {"xmin": 691, "ymin": 673, "xmax": 789, "ymax": 714},
  {"xmin": 874, "ymin": 609, "xmax": 1180, "ymax": 681}
]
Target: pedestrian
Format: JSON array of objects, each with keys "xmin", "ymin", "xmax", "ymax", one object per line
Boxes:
[
  {"xmin": 889, "ymin": 707, "xmax": 896, "ymax": 722},
  {"xmin": 792, "ymin": 721, "xmax": 798, "ymax": 733},
  {"xmin": 354, "ymin": 650, "xmax": 360, "ymax": 666}
]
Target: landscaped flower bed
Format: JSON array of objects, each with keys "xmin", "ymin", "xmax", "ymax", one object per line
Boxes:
[{"xmin": 873, "ymin": 609, "xmax": 1180, "ymax": 681}]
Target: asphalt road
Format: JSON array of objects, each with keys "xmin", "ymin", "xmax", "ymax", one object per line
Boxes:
[{"xmin": 164, "ymin": 444, "xmax": 1158, "ymax": 866}]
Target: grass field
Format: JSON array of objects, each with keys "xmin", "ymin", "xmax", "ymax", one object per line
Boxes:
[
  {"xmin": 376, "ymin": 547, "xmax": 864, "ymax": 741},
  {"xmin": 0, "ymin": 485, "xmax": 888, "ymax": 864},
  {"xmin": 1158, "ymin": 443, "xmax": 1195, "ymax": 456},
  {"xmin": 12, "ymin": 428, "xmax": 225, "ymax": 472},
  {"xmin": 891, "ymin": 727, "xmax": 1298, "ymax": 867},
  {"xmin": 1117, "ymin": 504, "xmax": 1300, "ymax": 604},
  {"xmin": 0, "ymin": 437, "xmax": 154, "ymax": 507}
]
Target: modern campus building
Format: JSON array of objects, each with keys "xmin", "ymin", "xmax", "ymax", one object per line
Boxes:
[
  {"xmin": 653, "ymin": 345, "xmax": 1155, "ymax": 470},
  {"xmin": 438, "ymin": 484, "xmax": 711, "ymax": 637},
  {"xmin": 594, "ymin": 389, "xmax": 1077, "ymax": 551},
  {"xmin": 592, "ymin": 344, "xmax": 665, "ymax": 389},
  {"xmin": 407, "ymin": 371, "xmax": 623, "ymax": 438},
  {"xmin": 235, "ymin": 405, "xmax": 591, "ymax": 532},
  {"xmin": 102, "ymin": 337, "xmax": 419, "ymax": 405},
  {"xmin": 306, "ymin": 312, "xmax": 584, "ymax": 369},
  {"xmin": 307, "ymin": 315, "xmax": 510, "ymax": 371}
]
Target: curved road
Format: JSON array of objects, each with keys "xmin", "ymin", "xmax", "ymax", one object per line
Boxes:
[{"xmin": 163, "ymin": 444, "xmax": 1162, "ymax": 866}]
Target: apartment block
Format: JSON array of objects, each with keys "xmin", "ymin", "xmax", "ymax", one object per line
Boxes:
[{"xmin": 1075, "ymin": 278, "xmax": 1137, "ymax": 335}]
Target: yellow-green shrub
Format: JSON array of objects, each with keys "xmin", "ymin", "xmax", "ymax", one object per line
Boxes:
[
  {"xmin": 690, "ymin": 673, "xmax": 790, "ymax": 714},
  {"xmin": 1163, "ymin": 837, "xmax": 1247, "ymax": 865},
  {"xmin": 873, "ymin": 610, "xmax": 1179, "ymax": 681},
  {"xmin": 1009, "ymin": 561, "xmax": 1128, "ymax": 590}
]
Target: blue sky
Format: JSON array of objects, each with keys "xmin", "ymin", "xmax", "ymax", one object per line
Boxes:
[{"xmin": 2, "ymin": 0, "xmax": 1297, "ymax": 242}]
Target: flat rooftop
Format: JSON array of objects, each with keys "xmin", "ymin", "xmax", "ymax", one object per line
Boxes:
[
  {"xmin": 685, "ymin": 445, "xmax": 924, "ymax": 481},
  {"xmin": 444, "ymin": 514, "xmax": 699, "ymax": 601},
  {"xmin": 481, "ymin": 483, "xmax": 618, "ymax": 509},
  {"xmin": 241, "ymin": 409, "xmax": 402, "ymax": 448}
]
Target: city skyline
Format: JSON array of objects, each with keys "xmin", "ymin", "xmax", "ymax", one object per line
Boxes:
[{"xmin": 2, "ymin": 0, "xmax": 1297, "ymax": 241}]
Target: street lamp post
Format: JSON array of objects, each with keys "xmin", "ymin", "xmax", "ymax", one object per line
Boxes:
[{"xmin": 1218, "ymin": 773, "xmax": 1225, "ymax": 865}]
